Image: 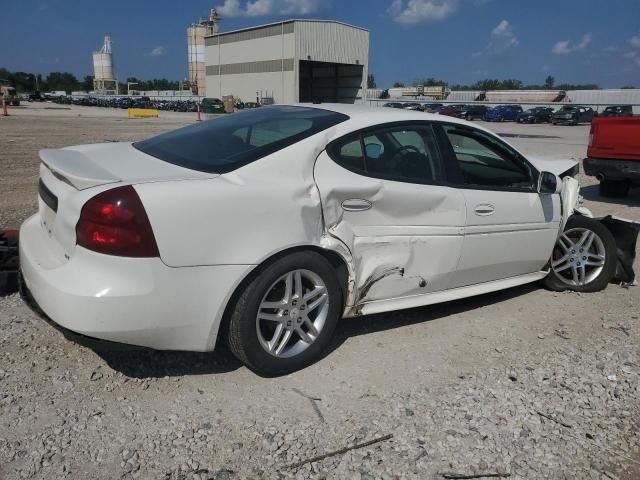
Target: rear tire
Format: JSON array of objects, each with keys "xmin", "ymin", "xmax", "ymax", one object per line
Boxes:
[
  {"xmin": 543, "ymin": 216, "xmax": 617, "ymax": 292},
  {"xmin": 227, "ymin": 251, "xmax": 342, "ymax": 376},
  {"xmin": 599, "ymin": 179, "xmax": 629, "ymax": 198}
]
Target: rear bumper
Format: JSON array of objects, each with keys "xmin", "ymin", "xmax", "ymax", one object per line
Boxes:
[
  {"xmin": 19, "ymin": 214, "xmax": 253, "ymax": 351},
  {"xmin": 583, "ymin": 157, "xmax": 640, "ymax": 181}
]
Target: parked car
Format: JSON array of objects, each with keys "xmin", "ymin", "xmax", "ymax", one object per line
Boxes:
[
  {"xmin": 599, "ymin": 105, "xmax": 633, "ymax": 118},
  {"xmin": 583, "ymin": 116, "xmax": 640, "ymax": 197},
  {"xmin": 552, "ymin": 105, "xmax": 595, "ymax": 125},
  {"xmin": 438, "ymin": 104, "xmax": 465, "ymax": 117},
  {"xmin": 403, "ymin": 102, "xmax": 424, "ymax": 111},
  {"xmin": 484, "ymin": 105, "xmax": 523, "ymax": 122},
  {"xmin": 20, "ymin": 105, "xmax": 617, "ymax": 375},
  {"xmin": 455, "ymin": 104, "xmax": 489, "ymax": 121},
  {"xmin": 422, "ymin": 103, "xmax": 443, "ymax": 113},
  {"xmin": 517, "ymin": 107, "xmax": 555, "ymax": 124},
  {"xmin": 244, "ymin": 102, "xmax": 262, "ymax": 109},
  {"xmin": 201, "ymin": 97, "xmax": 225, "ymax": 114},
  {"xmin": 383, "ymin": 102, "xmax": 404, "ymax": 109}
]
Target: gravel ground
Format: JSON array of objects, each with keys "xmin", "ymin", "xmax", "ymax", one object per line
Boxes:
[{"xmin": 1, "ymin": 104, "xmax": 639, "ymax": 479}]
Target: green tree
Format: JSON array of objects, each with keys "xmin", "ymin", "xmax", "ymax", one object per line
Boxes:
[
  {"xmin": 392, "ymin": 81, "xmax": 405, "ymax": 88},
  {"xmin": 45, "ymin": 72, "xmax": 80, "ymax": 93},
  {"xmin": 82, "ymin": 75, "xmax": 94, "ymax": 91},
  {"xmin": 544, "ymin": 75, "xmax": 555, "ymax": 89},
  {"xmin": 412, "ymin": 77, "xmax": 446, "ymax": 87},
  {"xmin": 367, "ymin": 74, "xmax": 376, "ymax": 89}
]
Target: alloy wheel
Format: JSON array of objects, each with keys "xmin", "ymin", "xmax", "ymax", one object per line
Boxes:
[
  {"xmin": 256, "ymin": 269, "xmax": 329, "ymax": 358},
  {"xmin": 551, "ymin": 228, "xmax": 606, "ymax": 286}
]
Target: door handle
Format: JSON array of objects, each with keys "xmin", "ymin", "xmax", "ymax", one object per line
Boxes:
[
  {"xmin": 474, "ymin": 204, "xmax": 495, "ymax": 216},
  {"xmin": 341, "ymin": 199, "xmax": 372, "ymax": 212}
]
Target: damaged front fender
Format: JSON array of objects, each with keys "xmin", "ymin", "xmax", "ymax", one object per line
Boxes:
[{"xmin": 559, "ymin": 177, "xmax": 638, "ymax": 286}]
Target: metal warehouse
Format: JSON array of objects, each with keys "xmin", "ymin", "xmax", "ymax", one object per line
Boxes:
[{"xmin": 204, "ymin": 19, "xmax": 369, "ymax": 104}]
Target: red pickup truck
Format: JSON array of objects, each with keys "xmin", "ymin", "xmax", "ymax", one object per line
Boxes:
[{"xmin": 584, "ymin": 116, "xmax": 640, "ymax": 197}]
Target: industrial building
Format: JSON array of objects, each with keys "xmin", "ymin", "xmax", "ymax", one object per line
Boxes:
[{"xmin": 204, "ymin": 19, "xmax": 369, "ymax": 104}]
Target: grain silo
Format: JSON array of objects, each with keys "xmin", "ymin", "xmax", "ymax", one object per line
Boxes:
[
  {"xmin": 187, "ymin": 9, "xmax": 220, "ymax": 96},
  {"xmin": 93, "ymin": 35, "xmax": 118, "ymax": 95}
]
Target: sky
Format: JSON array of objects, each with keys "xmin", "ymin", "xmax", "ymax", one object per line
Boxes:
[{"xmin": 3, "ymin": 0, "xmax": 640, "ymax": 88}]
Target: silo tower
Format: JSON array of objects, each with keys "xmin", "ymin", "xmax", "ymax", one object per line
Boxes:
[
  {"xmin": 187, "ymin": 9, "xmax": 220, "ymax": 96},
  {"xmin": 93, "ymin": 35, "xmax": 118, "ymax": 95}
]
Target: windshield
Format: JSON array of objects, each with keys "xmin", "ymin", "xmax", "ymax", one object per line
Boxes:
[
  {"xmin": 134, "ymin": 106, "xmax": 348, "ymax": 174},
  {"xmin": 560, "ymin": 106, "xmax": 577, "ymax": 112}
]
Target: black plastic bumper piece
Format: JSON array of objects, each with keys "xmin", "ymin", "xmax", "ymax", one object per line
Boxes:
[{"xmin": 583, "ymin": 157, "xmax": 640, "ymax": 181}]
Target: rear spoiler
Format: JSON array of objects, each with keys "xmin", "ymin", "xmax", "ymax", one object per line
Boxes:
[{"xmin": 39, "ymin": 149, "xmax": 120, "ymax": 190}]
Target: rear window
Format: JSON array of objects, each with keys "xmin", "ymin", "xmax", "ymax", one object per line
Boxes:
[{"xmin": 134, "ymin": 106, "xmax": 348, "ymax": 173}]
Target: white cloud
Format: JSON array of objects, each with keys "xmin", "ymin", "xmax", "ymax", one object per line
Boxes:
[
  {"xmin": 390, "ymin": 0, "xmax": 459, "ymax": 24},
  {"xmin": 215, "ymin": 0, "xmax": 321, "ymax": 17},
  {"xmin": 623, "ymin": 51, "xmax": 637, "ymax": 58},
  {"xmin": 630, "ymin": 36, "xmax": 640, "ymax": 49},
  {"xmin": 552, "ymin": 33, "xmax": 591, "ymax": 54},
  {"xmin": 150, "ymin": 46, "xmax": 165, "ymax": 56},
  {"xmin": 473, "ymin": 19, "xmax": 518, "ymax": 56}
]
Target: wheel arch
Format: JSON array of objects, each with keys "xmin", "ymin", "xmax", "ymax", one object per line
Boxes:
[{"xmin": 210, "ymin": 243, "xmax": 352, "ymax": 350}]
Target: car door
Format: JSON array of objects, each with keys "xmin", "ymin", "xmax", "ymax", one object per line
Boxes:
[
  {"xmin": 314, "ymin": 122, "xmax": 466, "ymax": 305},
  {"xmin": 435, "ymin": 122, "xmax": 561, "ymax": 288}
]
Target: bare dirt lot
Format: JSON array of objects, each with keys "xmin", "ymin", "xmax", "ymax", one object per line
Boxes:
[{"xmin": 1, "ymin": 104, "xmax": 639, "ymax": 480}]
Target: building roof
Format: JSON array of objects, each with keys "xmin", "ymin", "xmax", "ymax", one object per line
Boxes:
[{"xmin": 205, "ymin": 19, "xmax": 368, "ymax": 39}]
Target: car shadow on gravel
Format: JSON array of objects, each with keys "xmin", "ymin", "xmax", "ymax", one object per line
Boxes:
[
  {"xmin": 581, "ymin": 184, "xmax": 640, "ymax": 207},
  {"xmin": 21, "ymin": 283, "xmax": 244, "ymax": 378},
  {"xmin": 93, "ymin": 346, "xmax": 243, "ymax": 379},
  {"xmin": 326, "ymin": 282, "xmax": 540, "ymax": 354},
  {"xmin": 56, "ymin": 283, "xmax": 540, "ymax": 379}
]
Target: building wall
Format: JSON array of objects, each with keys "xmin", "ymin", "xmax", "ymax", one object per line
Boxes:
[
  {"xmin": 205, "ymin": 23, "xmax": 296, "ymax": 103},
  {"xmin": 205, "ymin": 20, "xmax": 369, "ymax": 104},
  {"xmin": 293, "ymin": 21, "xmax": 369, "ymax": 103}
]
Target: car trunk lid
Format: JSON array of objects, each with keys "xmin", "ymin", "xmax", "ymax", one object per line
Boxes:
[{"xmin": 37, "ymin": 142, "xmax": 218, "ymax": 262}]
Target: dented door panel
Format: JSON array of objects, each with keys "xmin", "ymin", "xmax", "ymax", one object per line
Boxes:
[{"xmin": 314, "ymin": 151, "xmax": 466, "ymax": 306}]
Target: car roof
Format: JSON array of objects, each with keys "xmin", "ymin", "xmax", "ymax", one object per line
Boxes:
[{"xmin": 286, "ymin": 103, "xmax": 492, "ymax": 137}]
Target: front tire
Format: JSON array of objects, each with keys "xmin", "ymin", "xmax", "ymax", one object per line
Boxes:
[
  {"xmin": 543, "ymin": 216, "xmax": 617, "ymax": 292},
  {"xmin": 227, "ymin": 251, "xmax": 342, "ymax": 376}
]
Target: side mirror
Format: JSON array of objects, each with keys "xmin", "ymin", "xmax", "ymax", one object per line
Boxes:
[{"xmin": 537, "ymin": 171, "xmax": 558, "ymax": 195}]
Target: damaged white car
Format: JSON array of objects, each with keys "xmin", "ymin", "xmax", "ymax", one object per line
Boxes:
[{"xmin": 20, "ymin": 105, "xmax": 627, "ymax": 375}]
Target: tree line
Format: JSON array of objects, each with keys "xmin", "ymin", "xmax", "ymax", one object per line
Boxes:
[
  {"xmin": 0, "ymin": 68, "xmax": 185, "ymax": 94},
  {"xmin": 369, "ymin": 74, "xmax": 612, "ymax": 91},
  {"xmin": 0, "ymin": 69, "xmax": 94, "ymax": 93}
]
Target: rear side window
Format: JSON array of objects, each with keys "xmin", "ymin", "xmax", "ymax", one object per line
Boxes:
[
  {"xmin": 134, "ymin": 106, "xmax": 348, "ymax": 173},
  {"xmin": 328, "ymin": 123, "xmax": 443, "ymax": 184}
]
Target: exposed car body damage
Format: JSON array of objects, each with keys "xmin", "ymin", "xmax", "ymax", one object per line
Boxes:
[
  {"xmin": 597, "ymin": 216, "xmax": 639, "ymax": 285},
  {"xmin": 313, "ymin": 156, "xmax": 636, "ymax": 318}
]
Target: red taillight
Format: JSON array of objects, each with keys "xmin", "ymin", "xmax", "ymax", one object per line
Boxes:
[{"xmin": 76, "ymin": 185, "xmax": 159, "ymax": 257}]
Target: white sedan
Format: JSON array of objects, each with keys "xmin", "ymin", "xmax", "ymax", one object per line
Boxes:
[{"xmin": 19, "ymin": 105, "xmax": 616, "ymax": 375}]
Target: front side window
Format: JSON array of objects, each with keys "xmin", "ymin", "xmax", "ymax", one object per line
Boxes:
[
  {"xmin": 134, "ymin": 106, "xmax": 348, "ymax": 173},
  {"xmin": 439, "ymin": 124, "xmax": 535, "ymax": 190},
  {"xmin": 328, "ymin": 123, "xmax": 443, "ymax": 184}
]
